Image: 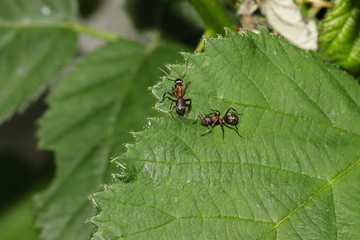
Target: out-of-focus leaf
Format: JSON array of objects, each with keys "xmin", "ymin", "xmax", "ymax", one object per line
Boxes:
[
  {"xmin": 34, "ymin": 39, "xmax": 186, "ymax": 240},
  {"xmin": 319, "ymin": 0, "xmax": 360, "ymax": 73},
  {"xmin": 0, "ymin": 198, "xmax": 39, "ymax": 240},
  {"xmin": 91, "ymin": 30, "xmax": 360, "ymax": 239},
  {"xmin": 0, "ymin": 0, "xmax": 77, "ymax": 124},
  {"xmin": 260, "ymin": 0, "xmax": 318, "ymax": 50},
  {"xmin": 124, "ymin": 0, "xmax": 203, "ymax": 45},
  {"xmin": 188, "ymin": 0, "xmax": 234, "ymax": 35}
]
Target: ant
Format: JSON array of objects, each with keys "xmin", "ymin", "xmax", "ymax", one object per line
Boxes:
[
  {"xmin": 158, "ymin": 63, "xmax": 192, "ymax": 116},
  {"xmin": 194, "ymin": 107, "xmax": 242, "ymax": 139}
]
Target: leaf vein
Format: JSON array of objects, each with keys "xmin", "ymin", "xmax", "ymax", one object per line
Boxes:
[
  {"xmin": 119, "ymin": 158, "xmax": 326, "ymax": 181},
  {"xmin": 254, "ymin": 40, "xmax": 333, "ymax": 124},
  {"xmin": 256, "ymin": 157, "xmax": 360, "ymax": 239},
  {"xmin": 191, "ymin": 92, "xmax": 360, "ymax": 137}
]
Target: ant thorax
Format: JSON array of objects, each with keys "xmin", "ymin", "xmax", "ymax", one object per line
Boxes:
[
  {"xmin": 218, "ymin": 117, "xmax": 226, "ymax": 125},
  {"xmin": 210, "ymin": 115, "xmax": 218, "ymax": 123}
]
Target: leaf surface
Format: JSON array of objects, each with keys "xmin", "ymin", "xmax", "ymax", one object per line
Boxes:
[
  {"xmin": 91, "ymin": 30, "xmax": 360, "ymax": 239},
  {"xmin": 35, "ymin": 39, "xmax": 185, "ymax": 240},
  {"xmin": 319, "ymin": 0, "xmax": 360, "ymax": 73},
  {"xmin": 0, "ymin": 0, "xmax": 77, "ymax": 123}
]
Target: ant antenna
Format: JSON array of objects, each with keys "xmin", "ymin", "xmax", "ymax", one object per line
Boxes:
[
  {"xmin": 180, "ymin": 60, "xmax": 189, "ymax": 80},
  {"xmin": 158, "ymin": 67, "xmax": 177, "ymax": 81},
  {"xmin": 225, "ymin": 107, "xmax": 241, "ymax": 115},
  {"xmin": 193, "ymin": 112, "xmax": 205, "ymax": 124},
  {"xmin": 158, "ymin": 60, "xmax": 189, "ymax": 81}
]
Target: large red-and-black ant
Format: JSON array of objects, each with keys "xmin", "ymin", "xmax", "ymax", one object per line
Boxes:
[
  {"xmin": 194, "ymin": 107, "xmax": 242, "ymax": 139},
  {"xmin": 158, "ymin": 64, "xmax": 192, "ymax": 116}
]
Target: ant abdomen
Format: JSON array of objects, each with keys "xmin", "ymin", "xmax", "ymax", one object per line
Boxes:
[{"xmin": 225, "ymin": 113, "xmax": 238, "ymax": 125}]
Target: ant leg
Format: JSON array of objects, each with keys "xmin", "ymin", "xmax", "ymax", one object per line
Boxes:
[
  {"xmin": 161, "ymin": 92, "xmax": 175, "ymax": 102},
  {"xmin": 225, "ymin": 107, "xmax": 241, "ymax": 115},
  {"xmin": 224, "ymin": 124, "xmax": 243, "ymax": 138},
  {"xmin": 183, "ymin": 82, "xmax": 191, "ymax": 95},
  {"xmin": 184, "ymin": 98, "xmax": 192, "ymax": 112},
  {"xmin": 201, "ymin": 126, "xmax": 214, "ymax": 137},
  {"xmin": 160, "ymin": 96, "xmax": 176, "ymax": 112},
  {"xmin": 210, "ymin": 109, "xmax": 221, "ymax": 116},
  {"xmin": 220, "ymin": 124, "xmax": 225, "ymax": 140},
  {"xmin": 161, "ymin": 96, "xmax": 176, "ymax": 102},
  {"xmin": 161, "ymin": 97, "xmax": 176, "ymax": 109},
  {"xmin": 170, "ymin": 100, "xmax": 175, "ymax": 110},
  {"xmin": 193, "ymin": 112, "xmax": 204, "ymax": 124},
  {"xmin": 162, "ymin": 91, "xmax": 175, "ymax": 99},
  {"xmin": 201, "ymin": 118, "xmax": 219, "ymax": 137},
  {"xmin": 204, "ymin": 111, "xmax": 216, "ymax": 117},
  {"xmin": 180, "ymin": 60, "xmax": 189, "ymax": 79}
]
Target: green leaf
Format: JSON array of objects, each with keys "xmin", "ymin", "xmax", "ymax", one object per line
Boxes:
[
  {"xmin": 318, "ymin": 0, "xmax": 360, "ymax": 73},
  {"xmin": 34, "ymin": 39, "xmax": 186, "ymax": 240},
  {"xmin": 91, "ymin": 30, "xmax": 360, "ymax": 239},
  {"xmin": 0, "ymin": 198, "xmax": 39, "ymax": 240},
  {"xmin": 0, "ymin": 0, "xmax": 77, "ymax": 124}
]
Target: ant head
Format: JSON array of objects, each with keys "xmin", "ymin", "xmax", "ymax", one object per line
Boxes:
[
  {"xmin": 201, "ymin": 115, "xmax": 212, "ymax": 126},
  {"xmin": 225, "ymin": 113, "xmax": 238, "ymax": 125},
  {"xmin": 176, "ymin": 107, "xmax": 185, "ymax": 116},
  {"xmin": 175, "ymin": 78, "xmax": 183, "ymax": 85}
]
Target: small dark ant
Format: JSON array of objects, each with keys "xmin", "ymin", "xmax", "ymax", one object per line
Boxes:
[
  {"xmin": 158, "ymin": 63, "xmax": 192, "ymax": 116},
  {"xmin": 194, "ymin": 107, "xmax": 242, "ymax": 139}
]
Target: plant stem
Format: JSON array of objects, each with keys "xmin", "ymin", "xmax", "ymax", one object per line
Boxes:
[{"xmin": 195, "ymin": 28, "xmax": 214, "ymax": 52}]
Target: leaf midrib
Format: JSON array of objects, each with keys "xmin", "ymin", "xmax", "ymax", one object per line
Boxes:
[
  {"xmin": 116, "ymin": 116, "xmax": 360, "ymax": 238},
  {"xmin": 117, "ymin": 157, "xmax": 326, "ymax": 181},
  {"xmin": 0, "ymin": 20, "xmax": 75, "ymax": 30},
  {"xmin": 0, "ymin": 20, "xmax": 119, "ymax": 42},
  {"xmin": 94, "ymin": 195, "xmax": 273, "ymax": 238},
  {"xmin": 113, "ymin": 156, "xmax": 360, "ymax": 239},
  {"xmin": 256, "ymin": 156, "xmax": 360, "ymax": 239}
]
